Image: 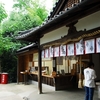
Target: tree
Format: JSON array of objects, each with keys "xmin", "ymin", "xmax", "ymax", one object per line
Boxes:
[
  {"xmin": 2, "ymin": 0, "xmax": 48, "ymax": 37},
  {"xmin": 13, "ymin": 0, "xmax": 48, "ymax": 21},
  {"xmin": 0, "ymin": 2, "xmax": 7, "ymax": 36},
  {"xmin": 0, "ymin": 3, "xmax": 7, "ymax": 23},
  {"xmin": 0, "ymin": 3, "xmax": 20, "ymax": 73},
  {"xmin": 0, "ymin": 0, "xmax": 49, "ymax": 82}
]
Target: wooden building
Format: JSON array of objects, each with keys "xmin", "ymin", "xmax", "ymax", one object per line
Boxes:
[{"xmin": 16, "ymin": 0, "xmax": 100, "ymax": 93}]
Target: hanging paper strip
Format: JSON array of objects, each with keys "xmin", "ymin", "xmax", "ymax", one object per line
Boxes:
[
  {"xmin": 75, "ymin": 42, "xmax": 84, "ymax": 55},
  {"xmin": 67, "ymin": 43, "xmax": 74, "ymax": 56},
  {"xmin": 85, "ymin": 39, "xmax": 95, "ymax": 54},
  {"xmin": 96, "ymin": 37, "xmax": 100, "ymax": 53},
  {"xmin": 42, "ymin": 50, "xmax": 45, "ymax": 58},
  {"xmin": 45, "ymin": 49, "xmax": 49, "ymax": 58},
  {"xmin": 54, "ymin": 46, "xmax": 60, "ymax": 57},
  {"xmin": 49, "ymin": 46, "xmax": 54, "ymax": 57},
  {"xmin": 60, "ymin": 45, "xmax": 66, "ymax": 56}
]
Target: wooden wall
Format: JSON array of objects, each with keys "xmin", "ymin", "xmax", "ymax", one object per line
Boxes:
[{"xmin": 17, "ymin": 50, "xmax": 37, "ymax": 82}]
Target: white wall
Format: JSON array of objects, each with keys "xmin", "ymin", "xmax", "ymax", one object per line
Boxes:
[
  {"xmin": 75, "ymin": 11, "xmax": 100, "ymax": 31},
  {"xmin": 40, "ymin": 11, "xmax": 100, "ymax": 45},
  {"xmin": 40, "ymin": 26, "xmax": 69, "ymax": 45}
]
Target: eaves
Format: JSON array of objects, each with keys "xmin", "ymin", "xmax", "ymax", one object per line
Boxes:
[{"xmin": 16, "ymin": 0, "xmax": 100, "ymax": 42}]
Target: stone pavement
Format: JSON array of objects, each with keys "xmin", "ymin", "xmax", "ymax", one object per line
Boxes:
[{"xmin": 0, "ymin": 82, "xmax": 99, "ymax": 100}]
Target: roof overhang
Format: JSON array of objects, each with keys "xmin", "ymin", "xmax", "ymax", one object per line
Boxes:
[
  {"xmin": 16, "ymin": 0, "xmax": 100, "ymax": 42},
  {"xmin": 16, "ymin": 43, "xmax": 38, "ymax": 54}
]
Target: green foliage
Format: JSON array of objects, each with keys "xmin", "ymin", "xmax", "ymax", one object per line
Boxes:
[
  {"xmin": 0, "ymin": 0, "xmax": 50, "ymax": 82},
  {"xmin": 13, "ymin": 0, "xmax": 32, "ymax": 10},
  {"xmin": 0, "ymin": 34, "xmax": 20, "ymax": 56},
  {"xmin": 1, "ymin": 0, "xmax": 48, "ymax": 37},
  {"xmin": 1, "ymin": 50, "xmax": 17, "ymax": 82},
  {"xmin": 0, "ymin": 3, "xmax": 7, "ymax": 23}
]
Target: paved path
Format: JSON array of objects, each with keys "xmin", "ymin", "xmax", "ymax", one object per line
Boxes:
[{"xmin": 0, "ymin": 83, "xmax": 99, "ymax": 100}]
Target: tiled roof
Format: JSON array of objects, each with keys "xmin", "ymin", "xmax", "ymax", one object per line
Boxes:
[
  {"xmin": 16, "ymin": 43, "xmax": 38, "ymax": 53},
  {"xmin": 16, "ymin": 0, "xmax": 100, "ymax": 41}
]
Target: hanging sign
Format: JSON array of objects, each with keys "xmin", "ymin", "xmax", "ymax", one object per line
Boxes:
[
  {"xmin": 85, "ymin": 39, "xmax": 95, "ymax": 54},
  {"xmin": 60, "ymin": 45, "xmax": 66, "ymax": 56},
  {"xmin": 45, "ymin": 49, "xmax": 49, "ymax": 58},
  {"xmin": 49, "ymin": 46, "xmax": 54, "ymax": 57},
  {"xmin": 54, "ymin": 46, "xmax": 60, "ymax": 57},
  {"xmin": 42, "ymin": 50, "xmax": 45, "ymax": 58},
  {"xmin": 96, "ymin": 37, "xmax": 100, "ymax": 53},
  {"xmin": 75, "ymin": 42, "xmax": 84, "ymax": 55},
  {"xmin": 67, "ymin": 43, "xmax": 74, "ymax": 56}
]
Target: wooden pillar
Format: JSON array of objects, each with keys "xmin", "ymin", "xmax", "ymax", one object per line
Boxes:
[
  {"xmin": 17, "ymin": 56, "xmax": 19, "ymax": 84},
  {"xmin": 52, "ymin": 57, "xmax": 57, "ymax": 71},
  {"xmin": 37, "ymin": 39, "xmax": 42, "ymax": 94}
]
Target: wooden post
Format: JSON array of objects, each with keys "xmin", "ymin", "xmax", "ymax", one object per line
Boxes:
[
  {"xmin": 67, "ymin": 59, "xmax": 69, "ymax": 73},
  {"xmin": 78, "ymin": 55, "xmax": 83, "ymax": 88},
  {"xmin": 37, "ymin": 39, "xmax": 42, "ymax": 94},
  {"xmin": 65, "ymin": 56, "xmax": 67, "ymax": 73},
  {"xmin": 52, "ymin": 57, "xmax": 57, "ymax": 72},
  {"xmin": 17, "ymin": 56, "xmax": 19, "ymax": 84}
]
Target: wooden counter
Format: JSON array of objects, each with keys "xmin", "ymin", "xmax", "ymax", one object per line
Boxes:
[
  {"xmin": 29, "ymin": 72, "xmax": 54, "ymax": 86},
  {"xmin": 20, "ymin": 71, "xmax": 29, "ymax": 85},
  {"xmin": 29, "ymin": 72, "xmax": 77, "ymax": 90},
  {"xmin": 54, "ymin": 74, "xmax": 77, "ymax": 90}
]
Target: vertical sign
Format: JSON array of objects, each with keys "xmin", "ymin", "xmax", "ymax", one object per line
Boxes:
[
  {"xmin": 96, "ymin": 38, "xmax": 100, "ymax": 53},
  {"xmin": 60, "ymin": 45, "xmax": 66, "ymax": 56},
  {"xmin": 67, "ymin": 43, "xmax": 74, "ymax": 56},
  {"xmin": 85, "ymin": 39, "xmax": 95, "ymax": 54},
  {"xmin": 54, "ymin": 46, "xmax": 60, "ymax": 57}
]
